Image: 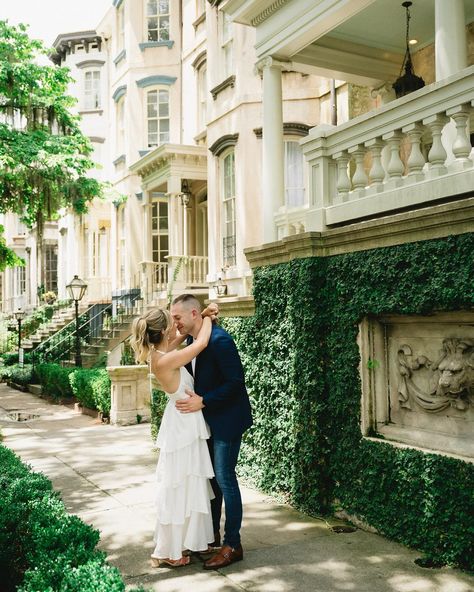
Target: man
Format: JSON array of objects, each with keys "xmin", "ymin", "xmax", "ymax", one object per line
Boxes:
[{"xmin": 171, "ymin": 294, "xmax": 253, "ymax": 569}]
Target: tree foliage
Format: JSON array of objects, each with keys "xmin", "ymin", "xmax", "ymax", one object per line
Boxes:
[{"xmin": 0, "ymin": 20, "xmax": 102, "ymax": 264}]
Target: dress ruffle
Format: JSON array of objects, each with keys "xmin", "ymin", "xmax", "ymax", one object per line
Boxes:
[{"xmin": 153, "ymin": 366, "xmax": 214, "ymax": 560}]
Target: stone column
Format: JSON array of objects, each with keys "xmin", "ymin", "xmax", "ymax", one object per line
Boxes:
[
  {"xmin": 435, "ymin": 0, "xmax": 467, "ymax": 80},
  {"xmin": 258, "ymin": 57, "xmax": 285, "ymax": 244},
  {"xmin": 108, "ymin": 365, "xmax": 151, "ymax": 426}
]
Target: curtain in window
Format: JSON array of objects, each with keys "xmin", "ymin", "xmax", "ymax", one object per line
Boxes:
[{"xmin": 285, "ymin": 141, "xmax": 305, "ymax": 207}]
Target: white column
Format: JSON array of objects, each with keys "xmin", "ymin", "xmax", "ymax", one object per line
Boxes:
[
  {"xmin": 435, "ymin": 0, "xmax": 467, "ymax": 80},
  {"xmin": 260, "ymin": 57, "xmax": 284, "ymax": 244},
  {"xmin": 142, "ymin": 191, "xmax": 151, "ymax": 262}
]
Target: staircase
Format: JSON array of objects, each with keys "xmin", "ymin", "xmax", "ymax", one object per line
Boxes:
[{"xmin": 22, "ymin": 303, "xmax": 89, "ymax": 352}]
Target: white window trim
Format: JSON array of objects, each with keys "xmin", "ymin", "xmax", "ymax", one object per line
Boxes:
[
  {"xmin": 83, "ymin": 69, "xmax": 101, "ymax": 111},
  {"xmin": 145, "ymin": 0, "xmax": 170, "ymax": 43},
  {"xmin": 284, "ymin": 136, "xmax": 306, "ymax": 209},
  {"xmin": 144, "ymin": 86, "xmax": 170, "ymax": 149},
  {"xmin": 220, "ymin": 10, "xmax": 233, "ymax": 79},
  {"xmin": 220, "ymin": 148, "xmax": 236, "ymax": 268}
]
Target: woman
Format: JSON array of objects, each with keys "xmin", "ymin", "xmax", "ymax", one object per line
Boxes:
[{"xmin": 130, "ymin": 305, "xmax": 217, "ymax": 567}]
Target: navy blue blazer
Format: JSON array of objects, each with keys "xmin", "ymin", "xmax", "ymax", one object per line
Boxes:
[{"xmin": 187, "ymin": 324, "xmax": 253, "ymax": 441}]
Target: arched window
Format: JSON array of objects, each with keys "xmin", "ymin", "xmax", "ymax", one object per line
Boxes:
[
  {"xmin": 221, "ymin": 150, "xmax": 236, "ymax": 267},
  {"xmin": 146, "ymin": 0, "xmax": 170, "ymax": 42},
  {"xmin": 147, "ymin": 89, "xmax": 169, "ymax": 147},
  {"xmin": 284, "ymin": 140, "xmax": 305, "ymax": 207}
]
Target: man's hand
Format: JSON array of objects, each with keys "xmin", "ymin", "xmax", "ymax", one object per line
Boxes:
[{"xmin": 175, "ymin": 389, "xmax": 204, "ymax": 413}]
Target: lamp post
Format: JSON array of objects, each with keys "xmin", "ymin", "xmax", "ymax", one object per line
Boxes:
[
  {"xmin": 14, "ymin": 308, "xmax": 25, "ymax": 367},
  {"xmin": 66, "ymin": 275, "xmax": 87, "ymax": 367}
]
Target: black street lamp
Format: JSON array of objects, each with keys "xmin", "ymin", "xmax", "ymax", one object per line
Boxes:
[
  {"xmin": 66, "ymin": 275, "xmax": 87, "ymax": 367},
  {"xmin": 14, "ymin": 308, "xmax": 25, "ymax": 366}
]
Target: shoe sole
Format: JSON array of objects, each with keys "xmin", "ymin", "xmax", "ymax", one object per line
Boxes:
[{"xmin": 203, "ymin": 555, "xmax": 243, "ymax": 570}]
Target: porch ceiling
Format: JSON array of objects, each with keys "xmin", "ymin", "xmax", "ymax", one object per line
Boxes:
[
  {"xmin": 226, "ymin": 0, "xmax": 474, "ymax": 85},
  {"xmin": 129, "ymin": 143, "xmax": 208, "ymax": 191}
]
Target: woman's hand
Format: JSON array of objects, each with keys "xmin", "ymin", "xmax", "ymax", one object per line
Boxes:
[{"xmin": 202, "ymin": 302, "xmax": 219, "ymax": 321}]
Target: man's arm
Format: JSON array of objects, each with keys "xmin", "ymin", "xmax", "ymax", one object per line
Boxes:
[{"xmin": 176, "ymin": 331, "xmax": 245, "ymax": 413}]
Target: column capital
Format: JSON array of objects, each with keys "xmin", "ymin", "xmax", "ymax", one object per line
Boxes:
[{"xmin": 254, "ymin": 56, "xmax": 289, "ymax": 75}]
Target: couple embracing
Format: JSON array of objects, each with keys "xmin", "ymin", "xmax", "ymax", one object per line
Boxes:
[{"xmin": 131, "ymin": 294, "xmax": 253, "ymax": 569}]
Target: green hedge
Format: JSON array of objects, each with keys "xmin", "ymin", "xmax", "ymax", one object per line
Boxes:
[
  {"xmin": 7, "ymin": 364, "xmax": 35, "ymax": 387},
  {"xmin": 69, "ymin": 368, "xmax": 111, "ymax": 416},
  {"xmin": 223, "ymin": 232, "xmax": 474, "ymax": 569},
  {"xmin": 0, "ymin": 445, "xmax": 145, "ymax": 592},
  {"xmin": 35, "ymin": 363, "xmax": 75, "ymax": 400}
]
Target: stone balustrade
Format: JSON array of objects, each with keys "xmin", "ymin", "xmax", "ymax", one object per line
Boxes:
[{"xmin": 300, "ymin": 66, "xmax": 474, "ymax": 229}]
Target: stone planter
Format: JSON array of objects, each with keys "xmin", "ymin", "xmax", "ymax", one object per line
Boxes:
[{"xmin": 107, "ymin": 365, "xmax": 151, "ymax": 426}]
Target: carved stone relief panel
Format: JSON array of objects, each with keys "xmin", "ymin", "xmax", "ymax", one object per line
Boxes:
[{"xmin": 359, "ymin": 312, "xmax": 474, "ymax": 459}]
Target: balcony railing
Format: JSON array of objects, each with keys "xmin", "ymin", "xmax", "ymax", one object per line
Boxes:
[{"xmin": 299, "ymin": 66, "xmax": 474, "ymax": 229}]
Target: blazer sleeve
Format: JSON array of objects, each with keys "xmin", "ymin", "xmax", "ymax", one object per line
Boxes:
[{"xmin": 201, "ymin": 331, "xmax": 245, "ymax": 410}]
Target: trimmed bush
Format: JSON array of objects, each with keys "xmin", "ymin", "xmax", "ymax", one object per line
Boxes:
[
  {"xmin": 7, "ymin": 364, "xmax": 35, "ymax": 387},
  {"xmin": 0, "ymin": 445, "xmax": 144, "ymax": 592},
  {"xmin": 1, "ymin": 351, "xmax": 32, "ymax": 366},
  {"xmin": 69, "ymin": 368, "xmax": 111, "ymax": 416},
  {"xmin": 35, "ymin": 363, "xmax": 74, "ymax": 399}
]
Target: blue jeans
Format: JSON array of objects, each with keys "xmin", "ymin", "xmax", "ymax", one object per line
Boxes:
[{"xmin": 208, "ymin": 437, "xmax": 242, "ymax": 548}]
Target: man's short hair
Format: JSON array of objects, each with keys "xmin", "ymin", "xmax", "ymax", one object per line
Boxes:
[{"xmin": 171, "ymin": 293, "xmax": 202, "ymax": 312}]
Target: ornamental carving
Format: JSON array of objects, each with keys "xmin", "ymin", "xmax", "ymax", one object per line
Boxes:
[{"xmin": 398, "ymin": 338, "xmax": 474, "ymax": 413}]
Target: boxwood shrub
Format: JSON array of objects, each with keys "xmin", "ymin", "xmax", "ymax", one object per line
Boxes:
[
  {"xmin": 34, "ymin": 363, "xmax": 75, "ymax": 400},
  {"xmin": 223, "ymin": 232, "xmax": 474, "ymax": 569},
  {"xmin": 69, "ymin": 368, "xmax": 111, "ymax": 416},
  {"xmin": 0, "ymin": 445, "xmax": 145, "ymax": 592}
]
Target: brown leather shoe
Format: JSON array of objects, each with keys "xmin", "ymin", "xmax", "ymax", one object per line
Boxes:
[{"xmin": 203, "ymin": 545, "xmax": 243, "ymax": 570}]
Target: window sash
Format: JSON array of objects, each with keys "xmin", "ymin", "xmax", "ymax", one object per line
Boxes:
[
  {"xmin": 147, "ymin": 90, "xmax": 170, "ymax": 148},
  {"xmin": 221, "ymin": 152, "xmax": 236, "ymax": 266},
  {"xmin": 84, "ymin": 70, "xmax": 101, "ymax": 110},
  {"xmin": 147, "ymin": 0, "xmax": 170, "ymax": 42}
]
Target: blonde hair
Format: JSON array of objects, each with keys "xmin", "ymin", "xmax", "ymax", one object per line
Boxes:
[{"xmin": 130, "ymin": 308, "xmax": 172, "ymax": 364}]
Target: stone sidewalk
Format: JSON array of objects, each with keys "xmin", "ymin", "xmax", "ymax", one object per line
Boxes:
[{"xmin": 0, "ymin": 383, "xmax": 473, "ymax": 592}]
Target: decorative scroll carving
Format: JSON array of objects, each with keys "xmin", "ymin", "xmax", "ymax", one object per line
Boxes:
[{"xmin": 398, "ymin": 339, "xmax": 474, "ymax": 412}]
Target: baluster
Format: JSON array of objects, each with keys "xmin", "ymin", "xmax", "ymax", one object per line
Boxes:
[
  {"xmin": 333, "ymin": 150, "xmax": 351, "ymax": 202},
  {"xmin": 365, "ymin": 138, "xmax": 385, "ymax": 189},
  {"xmin": 382, "ymin": 131, "xmax": 404, "ymax": 184},
  {"xmin": 402, "ymin": 122, "xmax": 426, "ymax": 179},
  {"xmin": 423, "ymin": 113, "xmax": 448, "ymax": 175},
  {"xmin": 446, "ymin": 104, "xmax": 472, "ymax": 169},
  {"xmin": 348, "ymin": 144, "xmax": 368, "ymax": 191}
]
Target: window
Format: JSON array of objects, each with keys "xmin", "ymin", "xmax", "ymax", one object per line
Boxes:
[
  {"xmin": 221, "ymin": 12, "xmax": 233, "ymax": 78},
  {"xmin": 197, "ymin": 64, "xmax": 207, "ymax": 130},
  {"xmin": 151, "ymin": 198, "xmax": 169, "ymax": 286},
  {"xmin": 284, "ymin": 141, "xmax": 305, "ymax": 207},
  {"xmin": 84, "ymin": 70, "xmax": 101, "ymax": 110},
  {"xmin": 44, "ymin": 245, "xmax": 58, "ymax": 293},
  {"xmin": 147, "ymin": 89, "xmax": 169, "ymax": 147},
  {"xmin": 119, "ymin": 207, "xmax": 126, "ymax": 286},
  {"xmin": 117, "ymin": 3, "xmax": 125, "ymax": 51},
  {"xmin": 147, "ymin": 0, "xmax": 170, "ymax": 42},
  {"xmin": 15, "ymin": 266, "xmax": 26, "ymax": 296},
  {"xmin": 221, "ymin": 151, "xmax": 236, "ymax": 267},
  {"xmin": 116, "ymin": 97, "xmax": 125, "ymax": 154}
]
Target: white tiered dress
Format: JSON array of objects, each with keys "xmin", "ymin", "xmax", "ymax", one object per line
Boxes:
[{"xmin": 152, "ymin": 366, "xmax": 215, "ymax": 560}]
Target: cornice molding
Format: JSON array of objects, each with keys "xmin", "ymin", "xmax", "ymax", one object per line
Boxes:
[
  {"xmin": 254, "ymin": 122, "xmax": 311, "ymax": 138},
  {"xmin": 251, "ymin": 0, "xmax": 290, "ymax": 26},
  {"xmin": 210, "ymin": 75, "xmax": 236, "ymax": 100},
  {"xmin": 209, "ymin": 133, "xmax": 239, "ymax": 156},
  {"xmin": 89, "ymin": 136, "xmax": 105, "ymax": 143},
  {"xmin": 112, "ymin": 85, "xmax": 127, "ymax": 102},
  {"xmin": 76, "ymin": 59, "xmax": 105, "ymax": 69},
  {"xmin": 191, "ymin": 50, "xmax": 207, "ymax": 70},
  {"xmin": 113, "ymin": 49, "xmax": 126, "ymax": 65},
  {"xmin": 136, "ymin": 75, "xmax": 177, "ymax": 88},
  {"xmin": 244, "ymin": 197, "xmax": 474, "ymax": 268},
  {"xmin": 139, "ymin": 40, "xmax": 174, "ymax": 51}
]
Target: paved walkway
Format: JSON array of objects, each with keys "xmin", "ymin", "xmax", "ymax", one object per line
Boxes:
[{"xmin": 0, "ymin": 383, "xmax": 473, "ymax": 592}]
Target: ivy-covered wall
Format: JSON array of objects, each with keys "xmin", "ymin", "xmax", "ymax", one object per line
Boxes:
[{"xmin": 223, "ymin": 233, "xmax": 474, "ymax": 569}]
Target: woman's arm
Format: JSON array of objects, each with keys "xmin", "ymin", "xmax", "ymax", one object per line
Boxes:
[{"xmin": 156, "ymin": 317, "xmax": 212, "ymax": 370}]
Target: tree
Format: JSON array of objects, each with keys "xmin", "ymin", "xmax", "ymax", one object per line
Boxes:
[{"xmin": 0, "ymin": 20, "xmax": 102, "ymax": 267}]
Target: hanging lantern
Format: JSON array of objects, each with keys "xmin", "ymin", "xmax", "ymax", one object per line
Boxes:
[{"xmin": 392, "ymin": 1, "xmax": 425, "ymax": 99}]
